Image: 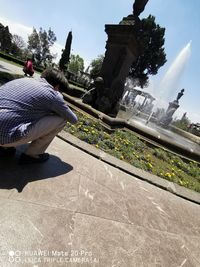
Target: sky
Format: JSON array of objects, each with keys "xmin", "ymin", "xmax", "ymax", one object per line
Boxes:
[{"xmin": 0, "ymin": 0, "xmax": 200, "ymax": 123}]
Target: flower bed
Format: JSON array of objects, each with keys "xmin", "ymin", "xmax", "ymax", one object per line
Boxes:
[{"xmin": 64, "ymin": 110, "xmax": 200, "ymax": 193}]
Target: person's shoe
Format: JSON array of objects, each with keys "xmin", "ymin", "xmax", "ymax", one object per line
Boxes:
[
  {"xmin": 0, "ymin": 147, "xmax": 16, "ymax": 157},
  {"xmin": 19, "ymin": 153, "xmax": 50, "ymax": 164}
]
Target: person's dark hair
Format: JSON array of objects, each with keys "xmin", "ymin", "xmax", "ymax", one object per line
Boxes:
[{"xmin": 41, "ymin": 68, "xmax": 69, "ymax": 91}]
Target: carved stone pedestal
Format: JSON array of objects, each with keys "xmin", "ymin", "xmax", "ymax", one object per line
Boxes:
[
  {"xmin": 159, "ymin": 101, "xmax": 180, "ymax": 127},
  {"xmin": 96, "ymin": 22, "xmax": 139, "ymax": 116}
]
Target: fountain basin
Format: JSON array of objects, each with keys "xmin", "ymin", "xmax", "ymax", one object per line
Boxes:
[{"xmin": 63, "ymin": 93, "xmax": 200, "ymax": 162}]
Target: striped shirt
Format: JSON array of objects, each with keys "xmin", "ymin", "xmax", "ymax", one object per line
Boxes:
[{"xmin": 0, "ymin": 77, "xmax": 77, "ymax": 145}]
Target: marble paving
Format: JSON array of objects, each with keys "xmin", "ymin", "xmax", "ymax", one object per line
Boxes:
[{"xmin": 0, "ymin": 137, "xmax": 200, "ymax": 267}]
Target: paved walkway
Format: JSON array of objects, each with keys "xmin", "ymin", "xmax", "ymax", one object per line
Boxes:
[
  {"xmin": 0, "ymin": 137, "xmax": 200, "ymax": 267},
  {"xmin": 0, "ymin": 59, "xmax": 200, "ymax": 266},
  {"xmin": 0, "ymin": 59, "xmax": 40, "ymax": 77}
]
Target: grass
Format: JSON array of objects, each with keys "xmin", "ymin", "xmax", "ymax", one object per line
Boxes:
[
  {"xmin": 0, "ymin": 59, "xmax": 85, "ymax": 90},
  {"xmin": 0, "ymin": 57, "xmax": 42, "ymax": 74},
  {"xmin": 0, "ymin": 56, "xmax": 23, "ymax": 67},
  {"xmin": 64, "ymin": 110, "xmax": 200, "ymax": 193},
  {"xmin": 0, "ymin": 71, "xmax": 23, "ymax": 85}
]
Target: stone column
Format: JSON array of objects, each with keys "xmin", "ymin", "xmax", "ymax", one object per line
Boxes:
[
  {"xmin": 84, "ymin": 0, "xmax": 149, "ymax": 117},
  {"xmin": 97, "ymin": 22, "xmax": 140, "ymax": 116}
]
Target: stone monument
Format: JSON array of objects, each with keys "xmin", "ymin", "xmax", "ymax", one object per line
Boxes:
[
  {"xmin": 83, "ymin": 0, "xmax": 149, "ymax": 117},
  {"xmin": 159, "ymin": 89, "xmax": 185, "ymax": 127}
]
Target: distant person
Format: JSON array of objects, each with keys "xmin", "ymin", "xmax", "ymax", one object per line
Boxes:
[
  {"xmin": 23, "ymin": 57, "xmax": 34, "ymax": 77},
  {"xmin": 0, "ymin": 68, "xmax": 78, "ymax": 164}
]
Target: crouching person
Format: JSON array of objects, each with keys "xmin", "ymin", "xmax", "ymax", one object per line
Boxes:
[
  {"xmin": 23, "ymin": 57, "xmax": 34, "ymax": 77},
  {"xmin": 0, "ymin": 68, "xmax": 77, "ymax": 164}
]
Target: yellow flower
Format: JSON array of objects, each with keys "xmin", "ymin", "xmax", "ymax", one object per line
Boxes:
[
  {"xmin": 147, "ymin": 163, "xmax": 153, "ymax": 168},
  {"xmin": 95, "ymin": 144, "xmax": 99, "ymax": 148},
  {"xmin": 164, "ymin": 172, "xmax": 172, "ymax": 178},
  {"xmin": 91, "ymin": 130, "xmax": 95, "ymax": 134},
  {"xmin": 179, "ymin": 180, "xmax": 183, "ymax": 185},
  {"xmin": 120, "ymin": 155, "xmax": 124, "ymax": 160}
]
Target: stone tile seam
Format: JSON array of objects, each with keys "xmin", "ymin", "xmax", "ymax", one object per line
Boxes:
[
  {"xmin": 4, "ymin": 196, "xmax": 77, "ymax": 213},
  {"xmin": 73, "ymin": 211, "xmax": 200, "ymax": 241},
  {"xmin": 3, "ymin": 176, "xmax": 129, "ymax": 224},
  {"xmin": 75, "ymin": 176, "xmax": 131, "ymax": 226},
  {"xmin": 0, "ymin": 194, "xmax": 134, "ymax": 227},
  {"xmin": 57, "ymin": 134, "xmax": 200, "ymax": 205},
  {"xmin": 2, "ymin": 195, "xmax": 131, "ymax": 227},
  {"xmin": 0, "ymin": 195, "xmax": 199, "ymax": 241}
]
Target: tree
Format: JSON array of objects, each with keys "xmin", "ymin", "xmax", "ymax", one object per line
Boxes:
[
  {"xmin": 129, "ymin": 15, "xmax": 166, "ymax": 87},
  {"xmin": 12, "ymin": 34, "xmax": 26, "ymax": 50},
  {"xmin": 0, "ymin": 22, "xmax": 27, "ymax": 57},
  {"xmin": 0, "ymin": 23, "xmax": 12, "ymax": 52},
  {"xmin": 68, "ymin": 54, "xmax": 84, "ymax": 74},
  {"xmin": 59, "ymin": 31, "xmax": 72, "ymax": 71},
  {"xmin": 11, "ymin": 34, "xmax": 26, "ymax": 56},
  {"xmin": 172, "ymin": 113, "xmax": 191, "ymax": 131},
  {"xmin": 28, "ymin": 27, "xmax": 56, "ymax": 66},
  {"xmin": 89, "ymin": 54, "xmax": 104, "ymax": 79},
  {"xmin": 27, "ymin": 28, "xmax": 41, "ymax": 62}
]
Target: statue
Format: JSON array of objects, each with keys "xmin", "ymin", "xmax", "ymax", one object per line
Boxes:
[
  {"xmin": 82, "ymin": 77, "xmax": 105, "ymax": 108},
  {"xmin": 133, "ymin": 0, "xmax": 149, "ymax": 17},
  {"xmin": 176, "ymin": 88, "xmax": 184, "ymax": 102},
  {"xmin": 158, "ymin": 89, "xmax": 185, "ymax": 127}
]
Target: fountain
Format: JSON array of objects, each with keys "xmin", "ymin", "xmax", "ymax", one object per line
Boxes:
[
  {"xmin": 121, "ymin": 41, "xmax": 191, "ymax": 117},
  {"xmin": 64, "ymin": 2, "xmax": 199, "ymax": 160},
  {"xmin": 117, "ymin": 41, "xmax": 200, "ymax": 160},
  {"xmin": 63, "ymin": 40, "xmax": 199, "ymax": 161},
  {"xmin": 157, "ymin": 41, "xmax": 191, "ymax": 103}
]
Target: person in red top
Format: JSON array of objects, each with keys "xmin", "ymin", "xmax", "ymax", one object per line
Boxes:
[{"xmin": 23, "ymin": 57, "xmax": 34, "ymax": 77}]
